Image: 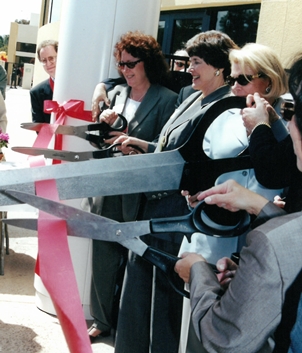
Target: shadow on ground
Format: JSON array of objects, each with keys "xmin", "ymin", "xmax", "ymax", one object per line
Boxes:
[{"xmin": 0, "ymin": 320, "xmax": 42, "ymax": 352}]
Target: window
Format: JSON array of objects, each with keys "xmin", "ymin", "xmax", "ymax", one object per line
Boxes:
[
  {"xmin": 158, "ymin": 4, "xmax": 260, "ymax": 55},
  {"xmin": 16, "ymin": 42, "xmax": 37, "ymax": 54}
]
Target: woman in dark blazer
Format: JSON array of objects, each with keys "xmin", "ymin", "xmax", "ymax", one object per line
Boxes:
[
  {"xmin": 88, "ymin": 31, "xmax": 178, "ymax": 342},
  {"xmin": 113, "ymin": 30, "xmax": 239, "ymax": 353}
]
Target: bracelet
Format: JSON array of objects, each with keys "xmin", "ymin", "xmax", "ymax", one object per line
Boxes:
[{"xmin": 251, "ymin": 121, "xmax": 271, "ymax": 134}]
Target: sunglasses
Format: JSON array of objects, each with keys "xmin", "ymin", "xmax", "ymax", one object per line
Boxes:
[
  {"xmin": 117, "ymin": 59, "xmax": 142, "ymax": 69},
  {"xmin": 226, "ymin": 73, "xmax": 263, "ymax": 86},
  {"xmin": 280, "ymin": 100, "xmax": 295, "ymax": 121},
  {"xmin": 175, "ymin": 61, "xmax": 185, "ymax": 68}
]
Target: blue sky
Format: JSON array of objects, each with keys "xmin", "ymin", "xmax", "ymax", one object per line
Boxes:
[{"xmin": 0, "ymin": 0, "xmax": 41, "ymax": 36}]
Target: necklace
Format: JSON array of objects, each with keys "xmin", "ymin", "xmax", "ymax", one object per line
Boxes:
[{"xmin": 130, "ymin": 90, "xmax": 147, "ymax": 102}]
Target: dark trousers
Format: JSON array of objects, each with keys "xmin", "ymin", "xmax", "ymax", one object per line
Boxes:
[
  {"xmin": 115, "ymin": 237, "xmax": 183, "ymax": 353},
  {"xmin": 90, "ymin": 195, "xmax": 128, "ymax": 332},
  {"xmin": 90, "ymin": 240, "xmax": 127, "ymax": 332},
  {"xmin": 115, "ymin": 193, "xmax": 188, "ymax": 353}
]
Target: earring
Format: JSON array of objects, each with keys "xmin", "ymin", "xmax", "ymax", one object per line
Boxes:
[
  {"xmin": 266, "ymin": 85, "xmax": 271, "ymax": 93},
  {"xmin": 215, "ymin": 70, "xmax": 220, "ymax": 76}
]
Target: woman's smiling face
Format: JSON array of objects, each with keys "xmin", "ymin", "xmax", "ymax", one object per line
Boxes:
[{"xmin": 120, "ymin": 51, "xmax": 149, "ymax": 88}]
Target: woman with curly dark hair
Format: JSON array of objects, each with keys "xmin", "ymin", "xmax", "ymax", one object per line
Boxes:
[
  {"xmin": 88, "ymin": 31, "xmax": 178, "ymax": 342},
  {"xmin": 113, "ymin": 30, "xmax": 170, "ymax": 85}
]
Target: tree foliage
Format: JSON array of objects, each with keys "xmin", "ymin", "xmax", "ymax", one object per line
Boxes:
[
  {"xmin": 15, "ymin": 19, "xmax": 30, "ymax": 25},
  {"xmin": 0, "ymin": 35, "xmax": 9, "ymax": 54}
]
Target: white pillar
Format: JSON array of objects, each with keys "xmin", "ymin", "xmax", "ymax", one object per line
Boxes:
[{"xmin": 35, "ymin": 0, "xmax": 161, "ymax": 319}]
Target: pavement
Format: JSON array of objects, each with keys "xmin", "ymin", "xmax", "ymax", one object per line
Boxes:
[{"xmin": 0, "ymin": 86, "xmax": 115, "ymax": 353}]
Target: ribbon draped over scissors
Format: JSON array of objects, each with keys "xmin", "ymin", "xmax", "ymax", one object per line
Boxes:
[
  {"xmin": 30, "ymin": 99, "xmax": 93, "ymax": 352},
  {"xmin": 44, "ymin": 99, "xmax": 92, "ymax": 162}
]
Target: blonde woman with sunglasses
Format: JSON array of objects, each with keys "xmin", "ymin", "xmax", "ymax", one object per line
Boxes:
[{"xmin": 179, "ymin": 43, "xmax": 289, "ymax": 352}]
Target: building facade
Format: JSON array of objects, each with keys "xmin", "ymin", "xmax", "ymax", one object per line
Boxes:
[{"xmin": 38, "ymin": 0, "xmax": 302, "ymax": 70}]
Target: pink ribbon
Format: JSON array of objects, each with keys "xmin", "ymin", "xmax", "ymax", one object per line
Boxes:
[{"xmin": 30, "ymin": 99, "xmax": 93, "ymax": 352}]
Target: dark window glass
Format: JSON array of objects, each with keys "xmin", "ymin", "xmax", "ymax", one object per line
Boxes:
[
  {"xmin": 158, "ymin": 20, "xmax": 165, "ymax": 50},
  {"xmin": 215, "ymin": 8, "xmax": 260, "ymax": 47},
  {"xmin": 171, "ymin": 18, "xmax": 203, "ymax": 53},
  {"xmin": 16, "ymin": 42, "xmax": 36, "ymax": 54},
  {"xmin": 158, "ymin": 4, "xmax": 260, "ymax": 54}
]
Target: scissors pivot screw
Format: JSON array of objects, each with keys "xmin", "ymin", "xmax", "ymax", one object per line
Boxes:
[
  {"xmin": 116, "ymin": 229, "xmax": 122, "ymax": 236},
  {"xmin": 74, "ymin": 155, "xmax": 80, "ymax": 161}
]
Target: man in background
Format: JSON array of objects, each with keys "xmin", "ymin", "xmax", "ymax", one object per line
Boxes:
[{"xmin": 30, "ymin": 39, "xmax": 58, "ymax": 123}]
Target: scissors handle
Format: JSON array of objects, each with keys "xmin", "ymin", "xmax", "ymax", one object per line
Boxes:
[
  {"xmin": 90, "ymin": 143, "xmax": 145, "ymax": 159},
  {"xmin": 151, "ymin": 201, "xmax": 250, "ymax": 240},
  {"xmin": 143, "ymin": 246, "xmax": 190, "ymax": 298},
  {"xmin": 86, "ymin": 114, "xmax": 128, "ymax": 149}
]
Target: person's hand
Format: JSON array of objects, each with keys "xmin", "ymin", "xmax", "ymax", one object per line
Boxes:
[
  {"xmin": 273, "ymin": 195, "xmax": 286, "ymax": 209},
  {"xmin": 181, "ymin": 190, "xmax": 202, "ymax": 208},
  {"xmin": 242, "ymin": 93, "xmax": 270, "ymax": 135},
  {"xmin": 196, "ymin": 179, "xmax": 268, "ymax": 216},
  {"xmin": 99, "ymin": 109, "xmax": 119, "ymax": 126},
  {"xmin": 114, "ymin": 135, "xmax": 148, "ymax": 155},
  {"xmin": 91, "ymin": 83, "xmax": 110, "ymax": 121},
  {"xmin": 103, "ymin": 131, "xmax": 126, "ymax": 145},
  {"xmin": 215, "ymin": 257, "xmax": 238, "ymax": 289},
  {"xmin": 174, "ymin": 252, "xmax": 205, "ymax": 283}
]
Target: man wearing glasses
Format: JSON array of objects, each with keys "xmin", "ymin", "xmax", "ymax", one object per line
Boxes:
[{"xmin": 30, "ymin": 40, "xmax": 58, "ymax": 123}]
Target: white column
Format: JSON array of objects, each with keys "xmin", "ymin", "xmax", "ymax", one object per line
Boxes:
[{"xmin": 35, "ymin": 0, "xmax": 161, "ymax": 319}]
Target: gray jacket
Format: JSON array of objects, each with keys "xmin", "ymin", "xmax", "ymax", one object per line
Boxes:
[{"xmin": 190, "ymin": 203, "xmax": 302, "ymax": 353}]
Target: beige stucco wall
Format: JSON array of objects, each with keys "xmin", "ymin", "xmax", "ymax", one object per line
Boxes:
[{"xmin": 257, "ymin": 0, "xmax": 302, "ymax": 68}]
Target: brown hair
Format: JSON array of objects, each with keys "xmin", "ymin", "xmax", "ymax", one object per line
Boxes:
[
  {"xmin": 186, "ymin": 30, "xmax": 239, "ymax": 80},
  {"xmin": 114, "ymin": 31, "xmax": 169, "ymax": 84},
  {"xmin": 37, "ymin": 40, "xmax": 58, "ymax": 61}
]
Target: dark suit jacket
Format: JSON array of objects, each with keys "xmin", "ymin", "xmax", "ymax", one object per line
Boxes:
[
  {"xmin": 109, "ymin": 83, "xmax": 177, "ymax": 141},
  {"xmin": 30, "ymin": 78, "xmax": 53, "ymax": 123},
  {"xmin": 95, "ymin": 83, "xmax": 178, "ymax": 222},
  {"xmin": 176, "ymin": 85, "xmax": 195, "ymax": 107},
  {"xmin": 249, "ymin": 127, "xmax": 302, "ymax": 213}
]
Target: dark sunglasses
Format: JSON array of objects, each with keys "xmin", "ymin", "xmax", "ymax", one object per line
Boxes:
[
  {"xmin": 280, "ymin": 100, "xmax": 295, "ymax": 121},
  {"xmin": 175, "ymin": 61, "xmax": 185, "ymax": 68},
  {"xmin": 226, "ymin": 73, "xmax": 263, "ymax": 86},
  {"xmin": 117, "ymin": 59, "xmax": 142, "ymax": 69}
]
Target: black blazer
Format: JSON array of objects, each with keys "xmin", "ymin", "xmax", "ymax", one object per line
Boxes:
[{"xmin": 30, "ymin": 78, "xmax": 53, "ymax": 123}]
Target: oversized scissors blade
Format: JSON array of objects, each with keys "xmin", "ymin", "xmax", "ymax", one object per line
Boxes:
[
  {"xmin": 21, "ymin": 123, "xmax": 95, "ymax": 139},
  {"xmin": 0, "ymin": 150, "xmax": 185, "ymax": 206},
  {"xmin": 1, "ymin": 96, "xmax": 249, "ymax": 206},
  {"xmin": 4, "ymin": 189, "xmax": 151, "ymax": 241},
  {"xmin": 20, "ymin": 122, "xmax": 48, "ymax": 131},
  {"xmin": 12, "ymin": 146, "xmax": 94, "ymax": 161},
  {"xmin": 4, "ymin": 189, "xmax": 189, "ymax": 297}
]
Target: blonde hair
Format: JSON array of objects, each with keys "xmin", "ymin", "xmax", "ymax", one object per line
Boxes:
[{"xmin": 229, "ymin": 43, "xmax": 288, "ymax": 99}]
